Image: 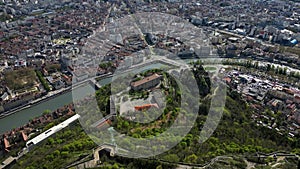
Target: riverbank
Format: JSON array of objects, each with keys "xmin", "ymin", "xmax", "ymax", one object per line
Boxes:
[
  {"xmin": 0, "ymin": 72, "xmax": 115, "ymax": 120},
  {"xmin": 1, "ymin": 57, "xmax": 299, "ymax": 121},
  {"xmin": 0, "ymin": 72, "xmax": 113, "ymax": 134},
  {"xmin": 0, "ymin": 87, "xmax": 72, "ymax": 120}
]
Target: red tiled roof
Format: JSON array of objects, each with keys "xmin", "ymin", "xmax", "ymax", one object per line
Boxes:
[
  {"xmin": 131, "ymin": 73, "xmax": 161, "ymax": 88},
  {"xmin": 21, "ymin": 131, "xmax": 28, "ymax": 141},
  {"xmin": 3, "ymin": 138, "xmax": 10, "ymax": 149},
  {"xmin": 223, "ymin": 77, "xmax": 231, "ymax": 83}
]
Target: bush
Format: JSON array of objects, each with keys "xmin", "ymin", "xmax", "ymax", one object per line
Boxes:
[
  {"xmin": 60, "ymin": 151, "xmax": 69, "ymax": 158},
  {"xmin": 36, "ymin": 70, "xmax": 50, "ymax": 92}
]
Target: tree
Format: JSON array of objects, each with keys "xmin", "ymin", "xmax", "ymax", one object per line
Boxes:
[
  {"xmin": 283, "ymin": 67, "xmax": 287, "ymax": 75},
  {"xmin": 47, "ymin": 138, "xmax": 55, "ymax": 145},
  {"xmin": 44, "ymin": 122, "xmax": 55, "ymax": 131},
  {"xmin": 60, "ymin": 151, "xmax": 69, "ymax": 158},
  {"xmin": 254, "ymin": 61, "xmax": 259, "ymax": 69},
  {"xmin": 46, "ymin": 154, "xmax": 54, "ymax": 161},
  {"xmin": 266, "ymin": 64, "xmax": 271, "ymax": 71},
  {"xmin": 184, "ymin": 154, "xmax": 198, "ymax": 164},
  {"xmin": 163, "ymin": 154, "xmax": 180, "ymax": 163},
  {"xmin": 271, "ymin": 65, "xmax": 275, "ymax": 71},
  {"xmin": 43, "ymin": 110, "xmax": 51, "ymax": 115},
  {"xmin": 156, "ymin": 165, "xmax": 163, "ymax": 169},
  {"xmin": 112, "ymin": 163, "xmax": 119, "ymax": 169},
  {"xmin": 53, "ymin": 150, "xmax": 60, "ymax": 157}
]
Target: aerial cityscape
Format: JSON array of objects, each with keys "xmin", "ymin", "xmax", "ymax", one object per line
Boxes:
[{"xmin": 0, "ymin": 0, "xmax": 300, "ymax": 168}]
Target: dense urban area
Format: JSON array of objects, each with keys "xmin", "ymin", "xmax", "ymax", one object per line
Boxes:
[{"xmin": 0, "ymin": 0, "xmax": 300, "ymax": 168}]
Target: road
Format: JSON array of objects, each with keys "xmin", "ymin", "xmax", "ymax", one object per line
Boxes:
[{"xmin": 206, "ymin": 27, "xmax": 276, "ymax": 48}]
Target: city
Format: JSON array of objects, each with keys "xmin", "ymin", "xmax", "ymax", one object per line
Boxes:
[{"xmin": 0, "ymin": 0, "xmax": 300, "ymax": 168}]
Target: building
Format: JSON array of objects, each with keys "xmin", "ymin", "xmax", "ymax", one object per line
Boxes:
[
  {"xmin": 26, "ymin": 114, "xmax": 80, "ymax": 148},
  {"xmin": 14, "ymin": 59, "xmax": 27, "ymax": 67},
  {"xmin": 131, "ymin": 73, "xmax": 162, "ymax": 91},
  {"xmin": 134, "ymin": 104, "xmax": 159, "ymax": 111},
  {"xmin": 178, "ymin": 51, "xmax": 195, "ymax": 59},
  {"xmin": 0, "ymin": 92, "xmax": 9, "ymax": 101},
  {"xmin": 1, "ymin": 156, "xmax": 16, "ymax": 169},
  {"xmin": 3, "ymin": 138, "xmax": 10, "ymax": 152},
  {"xmin": 46, "ymin": 75, "xmax": 65, "ymax": 90}
]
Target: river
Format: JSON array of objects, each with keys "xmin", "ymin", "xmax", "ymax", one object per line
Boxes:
[
  {"xmin": 0, "ymin": 63, "xmax": 165, "ymax": 134},
  {"xmin": 1, "ymin": 59, "xmax": 299, "ymax": 134}
]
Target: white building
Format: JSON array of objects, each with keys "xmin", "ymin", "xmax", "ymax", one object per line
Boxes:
[{"xmin": 26, "ymin": 114, "xmax": 80, "ymax": 148}]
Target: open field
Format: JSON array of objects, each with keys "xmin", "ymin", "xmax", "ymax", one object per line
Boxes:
[{"xmin": 4, "ymin": 68, "xmax": 37, "ymax": 92}]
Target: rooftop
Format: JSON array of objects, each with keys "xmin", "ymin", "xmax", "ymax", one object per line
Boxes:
[{"xmin": 131, "ymin": 73, "xmax": 161, "ymax": 88}]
